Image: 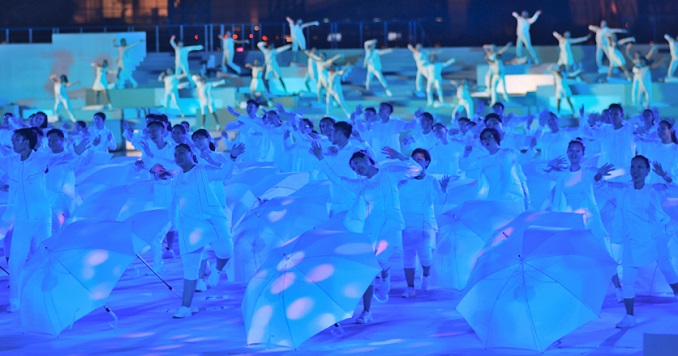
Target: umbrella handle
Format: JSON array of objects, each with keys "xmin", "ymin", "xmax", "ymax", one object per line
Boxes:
[
  {"xmin": 0, "ymin": 265, "xmax": 8, "ymax": 275},
  {"xmin": 104, "ymin": 306, "xmax": 119, "ymax": 329},
  {"xmin": 135, "ymin": 254, "xmax": 179, "ymax": 297}
]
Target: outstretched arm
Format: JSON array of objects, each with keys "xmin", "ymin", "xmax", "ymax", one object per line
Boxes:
[
  {"xmin": 512, "ymin": 12, "xmax": 520, "ymax": 19},
  {"xmin": 552, "ymin": 31, "xmax": 564, "ymax": 41},
  {"xmin": 364, "ymin": 39, "xmax": 377, "ymax": 50},
  {"xmin": 257, "ymin": 41, "xmax": 267, "ymax": 51},
  {"xmin": 441, "ymin": 58, "xmax": 456, "ymax": 68},
  {"xmin": 170, "ymin": 35, "xmax": 178, "ymax": 50},
  {"xmin": 286, "ymin": 17, "xmax": 294, "ymax": 25},
  {"xmin": 665, "ymin": 34, "xmax": 675, "ymax": 44},
  {"xmin": 300, "ymin": 21, "xmax": 320, "ymax": 29},
  {"xmin": 497, "ymin": 42, "xmax": 512, "ymax": 55},
  {"xmin": 277, "ymin": 44, "xmax": 292, "ymax": 53},
  {"xmin": 50, "ymin": 74, "xmax": 58, "ymax": 83},
  {"xmin": 407, "ymin": 44, "xmax": 417, "ymax": 53},
  {"xmin": 185, "ymin": 45, "xmax": 204, "ymax": 52},
  {"xmin": 588, "ymin": 25, "xmax": 601, "ymax": 33},
  {"xmin": 646, "ymin": 44, "xmax": 657, "ymax": 59},
  {"xmin": 570, "ymin": 34, "xmax": 591, "ymax": 44},
  {"xmin": 377, "ymin": 48, "xmax": 393, "ymax": 55},
  {"xmin": 528, "ymin": 11, "xmax": 542, "ymax": 24},
  {"xmin": 127, "ymin": 39, "xmax": 144, "ymax": 49}
]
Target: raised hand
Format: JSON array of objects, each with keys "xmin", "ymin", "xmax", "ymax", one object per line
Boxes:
[
  {"xmin": 547, "ymin": 156, "xmax": 567, "ymax": 171},
  {"xmin": 230, "ymin": 142, "xmax": 246, "ymax": 158},
  {"xmin": 73, "ymin": 138, "xmax": 91, "ymax": 155},
  {"xmin": 309, "ymin": 141, "xmax": 324, "ymax": 160},
  {"xmin": 283, "ymin": 129, "xmax": 291, "ymax": 140},
  {"xmin": 92, "ymin": 135, "xmax": 102, "ymax": 147},
  {"xmin": 595, "ymin": 163, "xmax": 615, "ymax": 181},
  {"xmin": 652, "ymin": 161, "xmax": 669, "ymax": 180},
  {"xmin": 138, "ymin": 140, "xmax": 153, "ymax": 156},
  {"xmin": 440, "ymin": 175, "xmax": 451, "ymax": 192},
  {"xmin": 414, "ymin": 107, "xmax": 425, "ymax": 118},
  {"xmin": 227, "ymin": 106, "xmax": 239, "ymax": 117},
  {"xmin": 382, "ymin": 146, "xmax": 405, "ymax": 160}
]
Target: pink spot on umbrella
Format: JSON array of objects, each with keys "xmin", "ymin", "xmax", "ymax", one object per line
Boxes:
[
  {"xmin": 343, "ymin": 283, "xmax": 362, "ymax": 298},
  {"xmin": 248, "ymin": 305, "xmax": 274, "ymax": 342},
  {"xmin": 286, "ymin": 297, "xmax": 314, "ymax": 320},
  {"xmin": 267, "ymin": 209, "xmax": 287, "ymax": 223},
  {"xmin": 270, "ymin": 272, "xmax": 296, "ymax": 294},
  {"xmin": 305, "ymin": 264, "xmax": 334, "ymax": 282},
  {"xmin": 85, "ymin": 250, "xmax": 110, "ymax": 266}
]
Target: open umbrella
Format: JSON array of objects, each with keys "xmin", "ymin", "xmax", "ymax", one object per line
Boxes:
[
  {"xmin": 457, "ymin": 226, "xmax": 617, "ymax": 351},
  {"xmin": 242, "ymin": 229, "xmax": 380, "ymax": 349},
  {"xmin": 432, "ymin": 200, "xmax": 523, "ymax": 290},
  {"xmin": 71, "ymin": 180, "xmax": 156, "ymax": 221},
  {"xmin": 20, "ymin": 220, "xmax": 135, "ymax": 335},
  {"xmin": 232, "ymin": 196, "xmax": 329, "ymax": 282}
]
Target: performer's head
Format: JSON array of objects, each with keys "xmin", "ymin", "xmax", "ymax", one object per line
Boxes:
[
  {"xmin": 246, "ymin": 99, "xmax": 260, "ymax": 116},
  {"xmin": 93, "ymin": 112, "xmax": 106, "ymax": 130},
  {"xmin": 547, "ymin": 111, "xmax": 559, "ymax": 132},
  {"xmin": 332, "ymin": 121, "xmax": 352, "ymax": 145},
  {"xmin": 432, "ymin": 122, "xmax": 447, "ymax": 140},
  {"xmin": 171, "ymin": 124, "xmax": 188, "ymax": 144},
  {"xmin": 192, "ymin": 129, "xmax": 216, "ymax": 151},
  {"xmin": 491, "ymin": 102, "xmax": 505, "ymax": 116},
  {"xmin": 120, "ymin": 38, "xmax": 127, "ymax": 46},
  {"xmin": 479, "ymin": 127, "xmax": 501, "ymax": 151},
  {"xmin": 46, "ymin": 128, "xmax": 65, "ymax": 153},
  {"xmin": 567, "ymin": 138, "xmax": 585, "ymax": 164},
  {"xmin": 521, "ymin": 10, "xmax": 529, "ymax": 18},
  {"xmin": 608, "ymin": 103, "xmax": 624, "ymax": 126},
  {"xmin": 319, "ymin": 117, "xmax": 336, "ymax": 137},
  {"xmin": 174, "ymin": 143, "xmax": 198, "ymax": 169},
  {"xmin": 630, "ymin": 155, "xmax": 650, "ymax": 184},
  {"xmin": 378, "ymin": 102, "xmax": 393, "ymax": 122},
  {"xmin": 12, "ymin": 127, "xmax": 39, "ymax": 153},
  {"xmin": 349, "ymin": 150, "xmax": 377, "ymax": 177},
  {"xmin": 420, "ymin": 112, "xmax": 434, "ymax": 132},
  {"xmin": 657, "ymin": 120, "xmax": 678, "ymax": 144},
  {"xmin": 484, "ymin": 113, "xmax": 503, "ymax": 132},
  {"xmin": 412, "ymin": 148, "xmax": 431, "ymax": 170},
  {"xmin": 600, "ymin": 20, "xmax": 608, "ymax": 27},
  {"xmin": 146, "ymin": 121, "xmax": 166, "ymax": 142}
]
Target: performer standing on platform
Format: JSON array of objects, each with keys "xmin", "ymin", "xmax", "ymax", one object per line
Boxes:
[
  {"xmin": 158, "ymin": 68, "xmax": 186, "ymax": 117},
  {"xmin": 407, "ymin": 43, "xmax": 430, "ymax": 93},
  {"xmin": 91, "ymin": 60, "xmax": 114, "ymax": 108},
  {"xmin": 424, "ymin": 55, "xmax": 456, "ymax": 107},
  {"xmin": 664, "ymin": 33, "xmax": 678, "ymax": 79},
  {"xmin": 257, "ymin": 41, "xmax": 291, "ymax": 94},
  {"xmin": 363, "ymin": 39, "xmax": 393, "ymax": 97},
  {"xmin": 553, "ymin": 31, "xmax": 591, "ymax": 70},
  {"xmin": 50, "ymin": 74, "xmax": 78, "ymax": 123},
  {"xmin": 512, "ymin": 10, "xmax": 542, "ymax": 64},
  {"xmin": 170, "ymin": 35, "xmax": 203, "ymax": 84},
  {"xmin": 326, "ymin": 64, "xmax": 352, "ymax": 118},
  {"xmin": 550, "ymin": 65, "xmax": 580, "ymax": 115},
  {"xmin": 626, "ymin": 43, "xmax": 661, "ymax": 108},
  {"xmin": 606, "ymin": 35, "xmax": 634, "ymax": 81},
  {"xmin": 113, "ymin": 38, "xmax": 144, "ymax": 89},
  {"xmin": 245, "ymin": 59, "xmax": 272, "ymax": 105},
  {"xmin": 192, "ymin": 75, "xmax": 226, "ymax": 130},
  {"xmin": 589, "ymin": 21, "xmax": 627, "ymax": 70},
  {"xmin": 220, "ymin": 31, "xmax": 248, "ymax": 74},
  {"xmin": 286, "ymin": 17, "xmax": 319, "ymax": 53},
  {"xmin": 450, "ymin": 80, "xmax": 474, "ymax": 119}
]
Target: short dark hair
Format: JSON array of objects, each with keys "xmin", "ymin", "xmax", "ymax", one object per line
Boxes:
[
  {"xmin": 147, "ymin": 121, "xmax": 165, "ymax": 130},
  {"xmin": 333, "ymin": 121, "xmax": 353, "ymax": 139},
  {"xmin": 484, "ymin": 113, "xmax": 502, "ymax": 124},
  {"xmin": 411, "ymin": 148, "xmax": 431, "ymax": 168},
  {"xmin": 46, "ymin": 128, "xmax": 65, "ymax": 139},
  {"xmin": 246, "ymin": 99, "xmax": 260, "ymax": 107},
  {"xmin": 94, "ymin": 112, "xmax": 106, "ymax": 120},
  {"xmin": 492, "ymin": 102, "xmax": 505, "ymax": 110},
  {"xmin": 350, "ymin": 150, "xmax": 375, "ymax": 165},
  {"xmin": 420, "ymin": 112, "xmax": 434, "ymax": 123},
  {"xmin": 379, "ymin": 102, "xmax": 394, "ymax": 113},
  {"xmin": 14, "ymin": 127, "xmax": 39, "ymax": 151},
  {"xmin": 365, "ymin": 107, "xmax": 376, "ymax": 114},
  {"xmin": 608, "ymin": 103, "xmax": 623, "ymax": 113},
  {"xmin": 320, "ymin": 116, "xmax": 336, "ymax": 125},
  {"xmin": 632, "ymin": 154, "xmax": 650, "ymax": 168}
]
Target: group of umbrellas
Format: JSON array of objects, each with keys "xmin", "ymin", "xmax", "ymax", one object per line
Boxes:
[{"xmin": 2, "ymin": 158, "xmax": 630, "ymax": 352}]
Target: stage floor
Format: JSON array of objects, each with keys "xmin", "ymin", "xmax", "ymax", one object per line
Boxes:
[{"xmin": 0, "ymin": 253, "xmax": 675, "ymax": 355}]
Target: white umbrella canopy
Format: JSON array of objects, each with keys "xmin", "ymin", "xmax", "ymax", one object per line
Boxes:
[
  {"xmin": 242, "ymin": 229, "xmax": 380, "ymax": 349},
  {"xmin": 231, "ymin": 195, "xmax": 329, "ymax": 282},
  {"xmin": 20, "ymin": 220, "xmax": 136, "ymax": 336},
  {"xmin": 457, "ymin": 226, "xmax": 617, "ymax": 352}
]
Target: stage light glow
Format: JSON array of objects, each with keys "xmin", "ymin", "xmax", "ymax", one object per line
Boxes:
[
  {"xmin": 262, "ymin": 35, "xmax": 268, "ymax": 41},
  {"xmin": 254, "ymin": 26, "xmax": 259, "ymax": 31},
  {"xmin": 194, "ymin": 35, "xmax": 198, "ymax": 40},
  {"xmin": 233, "ymin": 34, "xmax": 239, "ymax": 39}
]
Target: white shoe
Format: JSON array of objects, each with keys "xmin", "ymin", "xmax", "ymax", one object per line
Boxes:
[
  {"xmin": 162, "ymin": 249, "xmax": 175, "ymax": 259},
  {"xmin": 195, "ymin": 280, "xmax": 207, "ymax": 292},
  {"xmin": 615, "ymin": 288, "xmax": 624, "ymax": 303},
  {"xmin": 373, "ymin": 274, "xmax": 391, "ymax": 303},
  {"xmin": 356, "ymin": 310, "xmax": 373, "ymax": 324},
  {"xmin": 208, "ymin": 267, "xmax": 225, "ymax": 288},
  {"xmin": 401, "ymin": 287, "xmax": 416, "ymax": 298},
  {"xmin": 173, "ymin": 306, "xmax": 192, "ymax": 319},
  {"xmin": 330, "ymin": 323, "xmax": 346, "ymax": 337},
  {"xmin": 421, "ymin": 276, "xmax": 431, "ymax": 291},
  {"xmin": 385, "ymin": 89, "xmax": 393, "ymax": 97},
  {"xmin": 616, "ymin": 314, "xmax": 636, "ymax": 328}
]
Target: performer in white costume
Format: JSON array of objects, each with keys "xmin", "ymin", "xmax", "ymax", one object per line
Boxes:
[
  {"xmin": 244, "ymin": 59, "xmax": 271, "ymax": 105},
  {"xmin": 407, "ymin": 43, "xmax": 430, "ymax": 92},
  {"xmin": 286, "ymin": 17, "xmax": 319, "ymax": 52},
  {"xmin": 665, "ymin": 33, "xmax": 678, "ymax": 79},
  {"xmin": 449, "ymin": 80, "xmax": 474, "ymax": 119},
  {"xmin": 512, "ymin": 10, "xmax": 542, "ymax": 63},
  {"xmin": 220, "ymin": 31, "xmax": 248, "ymax": 74},
  {"xmin": 90, "ymin": 112, "xmax": 117, "ymax": 154},
  {"xmin": 552, "ymin": 31, "xmax": 591, "ymax": 69},
  {"xmin": 50, "ymin": 74, "xmax": 78, "ymax": 122},
  {"xmin": 191, "ymin": 75, "xmax": 226, "ymax": 129},
  {"xmin": 3, "ymin": 128, "xmax": 88, "ymax": 312},
  {"xmin": 589, "ymin": 21, "xmax": 627, "ymax": 69},
  {"xmin": 626, "ymin": 43, "xmax": 661, "ymax": 108},
  {"xmin": 484, "ymin": 44, "xmax": 511, "ymax": 105},
  {"xmin": 397, "ymin": 148, "xmax": 450, "ymax": 298},
  {"xmin": 91, "ymin": 60, "xmax": 113, "ymax": 108},
  {"xmin": 424, "ymin": 55, "xmax": 456, "ymax": 107},
  {"xmin": 158, "ymin": 68, "xmax": 186, "ymax": 117},
  {"xmin": 169, "ymin": 143, "xmax": 244, "ymax": 318},
  {"xmin": 326, "ymin": 65, "xmax": 352, "ymax": 118},
  {"xmin": 308, "ymin": 52, "xmax": 342, "ymax": 102},
  {"xmin": 637, "ymin": 119, "xmax": 678, "ymax": 185},
  {"xmin": 550, "ymin": 65, "xmax": 581, "ymax": 114},
  {"xmin": 310, "ymin": 143, "xmax": 422, "ymax": 323},
  {"xmin": 363, "ymin": 39, "xmax": 393, "ymax": 96},
  {"xmin": 461, "ymin": 127, "xmax": 531, "ymax": 211},
  {"xmin": 369, "ymin": 103, "xmax": 419, "ymax": 161},
  {"xmin": 113, "ymin": 38, "xmax": 144, "ymax": 88},
  {"xmin": 607, "ymin": 155, "xmax": 678, "ymax": 328},
  {"xmin": 257, "ymin": 41, "xmax": 291, "ymax": 93},
  {"xmin": 170, "ymin": 35, "xmax": 203, "ymax": 77},
  {"xmin": 606, "ymin": 35, "xmax": 635, "ymax": 80}
]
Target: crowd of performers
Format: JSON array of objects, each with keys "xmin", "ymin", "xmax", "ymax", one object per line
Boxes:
[
  {"xmin": 2, "ymin": 96, "xmax": 678, "ymax": 331},
  {"xmin": 48, "ymin": 12, "xmax": 678, "ymax": 130}
]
